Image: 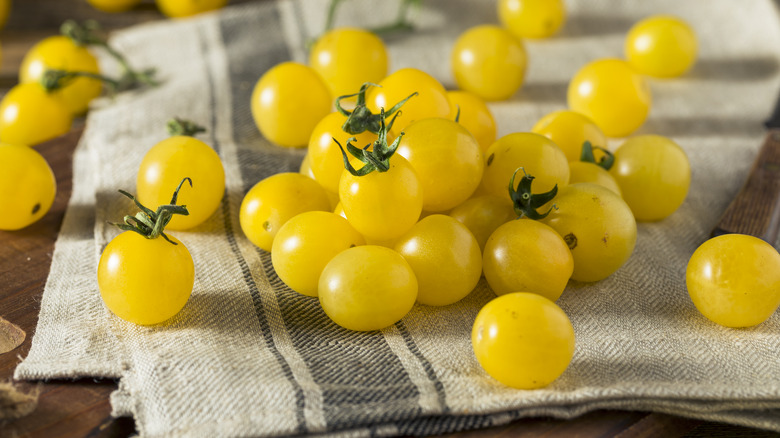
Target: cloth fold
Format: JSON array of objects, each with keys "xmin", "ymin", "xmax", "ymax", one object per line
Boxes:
[{"xmin": 14, "ymin": 0, "xmax": 780, "ymax": 436}]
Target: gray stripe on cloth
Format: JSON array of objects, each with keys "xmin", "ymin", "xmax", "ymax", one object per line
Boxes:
[
  {"xmin": 218, "ymin": 4, "xmax": 310, "ymax": 434},
  {"xmin": 220, "ymin": 3, "xmax": 435, "ymax": 433}
]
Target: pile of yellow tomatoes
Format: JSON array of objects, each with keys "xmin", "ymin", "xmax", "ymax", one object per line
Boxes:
[{"xmin": 4, "ymin": 0, "xmax": 780, "ymax": 393}]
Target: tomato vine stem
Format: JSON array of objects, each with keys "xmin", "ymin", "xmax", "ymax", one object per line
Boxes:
[
  {"xmin": 336, "ymin": 108, "xmax": 403, "ymax": 176},
  {"xmin": 580, "ymin": 141, "xmax": 615, "ymax": 170},
  {"xmin": 61, "ymin": 20, "xmax": 159, "ymax": 91},
  {"xmin": 111, "ymin": 178, "xmax": 192, "ymax": 245},
  {"xmin": 41, "ymin": 69, "xmax": 121, "ymax": 94},
  {"xmin": 335, "ymin": 82, "xmax": 416, "ymax": 135},
  {"xmin": 167, "ymin": 118, "xmax": 207, "ymax": 137},
  {"xmin": 508, "ymin": 168, "xmax": 558, "ymax": 220}
]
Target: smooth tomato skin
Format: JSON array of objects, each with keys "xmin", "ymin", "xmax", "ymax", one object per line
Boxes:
[
  {"xmin": 625, "ymin": 16, "xmax": 697, "ymax": 78},
  {"xmin": 497, "ymin": 0, "xmax": 566, "ymax": 39},
  {"xmin": 251, "ymin": 62, "xmax": 332, "ymax": 148},
  {"xmin": 446, "ymin": 90, "xmax": 497, "ymax": 152},
  {"xmin": 568, "ymin": 161, "xmax": 621, "ymax": 196},
  {"xmin": 472, "ymin": 292, "xmax": 575, "ymax": 389},
  {"xmin": 20, "ymin": 35, "xmax": 102, "ymax": 115},
  {"xmin": 541, "ymin": 183, "xmax": 637, "ymax": 282},
  {"xmin": 367, "ymin": 68, "xmax": 450, "ymax": 137},
  {"xmin": 451, "ymin": 25, "xmax": 527, "ymax": 101},
  {"xmin": 448, "ymin": 194, "xmax": 516, "ymax": 252},
  {"xmin": 87, "ymin": 0, "xmax": 143, "ymax": 13},
  {"xmin": 339, "ymin": 155, "xmax": 423, "ymax": 241},
  {"xmin": 610, "ymin": 135, "xmax": 690, "ymax": 222},
  {"xmin": 480, "ymin": 132, "xmax": 569, "ymax": 198},
  {"xmin": 309, "ymin": 27, "xmax": 388, "ymax": 99},
  {"xmin": 687, "ymin": 234, "xmax": 780, "ymax": 328},
  {"xmin": 98, "ymin": 231, "xmax": 194, "ymax": 326},
  {"xmin": 531, "ymin": 110, "xmax": 608, "ymax": 163},
  {"xmin": 319, "ymin": 245, "xmax": 418, "ymax": 331},
  {"xmin": 483, "ymin": 219, "xmax": 573, "ymax": 301},
  {"xmin": 0, "ymin": 143, "xmax": 56, "ymax": 230},
  {"xmin": 156, "ymin": 0, "xmax": 228, "ymax": 17},
  {"xmin": 240, "ymin": 173, "xmax": 331, "ymax": 252},
  {"xmin": 272, "ymin": 211, "xmax": 365, "ymax": 297},
  {"xmin": 307, "ymin": 111, "xmax": 377, "ymax": 194},
  {"xmin": 137, "ymin": 135, "xmax": 225, "ymax": 230},
  {"xmin": 567, "ymin": 58, "xmax": 652, "ymax": 138},
  {"xmin": 394, "ymin": 215, "xmax": 482, "ymax": 306},
  {"xmin": 0, "ymin": 83, "xmax": 73, "ymax": 146},
  {"xmin": 397, "ymin": 118, "xmax": 483, "ymax": 212}
]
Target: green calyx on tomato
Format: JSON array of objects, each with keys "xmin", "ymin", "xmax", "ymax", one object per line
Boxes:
[
  {"xmin": 508, "ymin": 167, "xmax": 558, "ymax": 220},
  {"xmin": 335, "ymin": 108, "xmax": 403, "ymax": 176},
  {"xmin": 111, "ymin": 177, "xmax": 192, "ymax": 245},
  {"xmin": 60, "ymin": 19, "xmax": 158, "ymax": 91},
  {"xmin": 580, "ymin": 141, "xmax": 614, "ymax": 170},
  {"xmin": 335, "ymin": 82, "xmax": 417, "ymax": 135},
  {"xmin": 167, "ymin": 118, "xmax": 207, "ymax": 137}
]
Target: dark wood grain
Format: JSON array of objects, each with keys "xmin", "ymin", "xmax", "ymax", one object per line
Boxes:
[
  {"xmin": 711, "ymin": 129, "xmax": 780, "ymax": 241},
  {"xmin": 0, "ymin": 1, "xmax": 779, "ymax": 437}
]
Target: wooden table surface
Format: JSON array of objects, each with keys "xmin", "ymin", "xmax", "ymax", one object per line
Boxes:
[{"xmin": 0, "ymin": 1, "xmax": 779, "ymax": 437}]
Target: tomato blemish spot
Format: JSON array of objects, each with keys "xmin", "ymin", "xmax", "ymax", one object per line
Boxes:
[
  {"xmin": 487, "ymin": 153, "xmax": 494, "ymax": 166},
  {"xmin": 564, "ymin": 233, "xmax": 577, "ymax": 250},
  {"xmin": 31, "ymin": 203, "xmax": 41, "ymax": 215},
  {"xmin": 602, "ymin": 233, "xmax": 609, "ymax": 245}
]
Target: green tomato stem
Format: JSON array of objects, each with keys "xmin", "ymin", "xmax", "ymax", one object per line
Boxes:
[
  {"xmin": 508, "ymin": 168, "xmax": 557, "ymax": 220},
  {"xmin": 61, "ymin": 19, "xmax": 159, "ymax": 91},
  {"xmin": 110, "ymin": 178, "xmax": 192, "ymax": 245},
  {"xmin": 41, "ymin": 69, "xmax": 121, "ymax": 93},
  {"xmin": 336, "ymin": 108, "xmax": 404, "ymax": 176},
  {"xmin": 167, "ymin": 118, "xmax": 207, "ymax": 137},
  {"xmin": 580, "ymin": 141, "xmax": 615, "ymax": 170},
  {"xmin": 335, "ymin": 82, "xmax": 417, "ymax": 135}
]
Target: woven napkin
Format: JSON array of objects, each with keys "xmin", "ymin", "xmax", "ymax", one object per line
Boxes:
[{"xmin": 14, "ymin": 0, "xmax": 780, "ymax": 436}]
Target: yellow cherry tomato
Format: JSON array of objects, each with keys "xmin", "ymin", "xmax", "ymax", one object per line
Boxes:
[
  {"xmin": 98, "ymin": 231, "xmax": 194, "ymax": 325},
  {"xmin": 480, "ymin": 132, "xmax": 569, "ymax": 198},
  {"xmin": 156, "ymin": 0, "xmax": 228, "ymax": 18},
  {"xmin": 567, "ymin": 58, "xmax": 652, "ymax": 138},
  {"xmin": 531, "ymin": 110, "xmax": 608, "ymax": 163},
  {"xmin": 339, "ymin": 155, "xmax": 423, "ymax": 241},
  {"xmin": 610, "ymin": 135, "xmax": 690, "ymax": 222},
  {"xmin": 0, "ymin": 143, "xmax": 56, "ymax": 230},
  {"xmin": 625, "ymin": 16, "xmax": 697, "ymax": 78},
  {"xmin": 687, "ymin": 234, "xmax": 780, "ymax": 328},
  {"xmin": 497, "ymin": 0, "xmax": 566, "ymax": 39},
  {"xmin": 541, "ymin": 183, "xmax": 636, "ymax": 282},
  {"xmin": 251, "ymin": 62, "xmax": 332, "ymax": 148},
  {"xmin": 272, "ymin": 211, "xmax": 365, "ymax": 297},
  {"xmin": 319, "ymin": 245, "xmax": 417, "ymax": 331},
  {"xmin": 451, "ymin": 25, "xmax": 527, "ymax": 101},
  {"xmin": 137, "ymin": 135, "xmax": 225, "ymax": 230},
  {"xmin": 309, "ymin": 27, "xmax": 388, "ymax": 100},
  {"xmin": 240, "ymin": 173, "xmax": 331, "ymax": 251},
  {"xmin": 448, "ymin": 194, "xmax": 515, "ymax": 252},
  {"xmin": 307, "ymin": 111, "xmax": 377, "ymax": 194},
  {"xmin": 472, "ymin": 292, "xmax": 575, "ymax": 389},
  {"xmin": 0, "ymin": 0, "xmax": 10, "ymax": 30},
  {"xmin": 20, "ymin": 35, "xmax": 102, "ymax": 115},
  {"xmin": 397, "ymin": 118, "xmax": 483, "ymax": 212},
  {"xmin": 87, "ymin": 0, "xmax": 143, "ymax": 13},
  {"xmin": 0, "ymin": 83, "xmax": 73, "ymax": 146},
  {"xmin": 394, "ymin": 215, "xmax": 482, "ymax": 306},
  {"xmin": 367, "ymin": 68, "xmax": 450, "ymax": 137},
  {"xmin": 446, "ymin": 90, "xmax": 497, "ymax": 152},
  {"xmin": 568, "ymin": 161, "xmax": 621, "ymax": 196},
  {"xmin": 483, "ymin": 219, "xmax": 573, "ymax": 301}
]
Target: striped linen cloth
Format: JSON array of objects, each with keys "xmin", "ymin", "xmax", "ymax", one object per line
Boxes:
[{"xmin": 15, "ymin": 0, "xmax": 780, "ymax": 436}]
